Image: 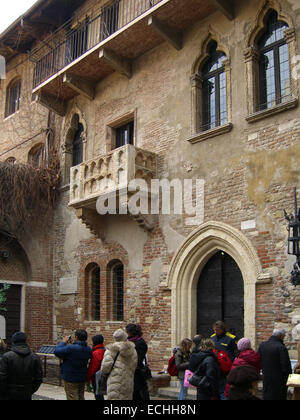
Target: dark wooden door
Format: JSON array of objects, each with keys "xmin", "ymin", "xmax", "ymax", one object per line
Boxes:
[
  {"xmin": 197, "ymin": 251, "xmax": 244, "ymax": 339},
  {"xmin": 0, "ymin": 284, "xmax": 22, "ymax": 346}
]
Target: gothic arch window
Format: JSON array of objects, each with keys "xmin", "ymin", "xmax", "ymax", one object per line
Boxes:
[
  {"xmin": 200, "ymin": 41, "xmax": 228, "ymax": 131},
  {"xmin": 72, "ymin": 122, "xmax": 84, "ymax": 167},
  {"xmin": 5, "ymin": 157, "xmax": 16, "ymax": 164},
  {"xmin": 28, "ymin": 143, "xmax": 45, "ymax": 168},
  {"xmin": 257, "ymin": 10, "xmax": 290, "ymax": 110},
  {"xmin": 63, "ymin": 113, "xmax": 86, "ymax": 184},
  {"xmin": 5, "ymin": 78, "xmax": 21, "ymax": 118},
  {"xmin": 244, "ymin": 2, "xmax": 297, "ymax": 120},
  {"xmin": 189, "ymin": 35, "xmax": 232, "ymax": 143},
  {"xmin": 106, "ymin": 260, "xmax": 124, "ymax": 321},
  {"xmin": 85, "ymin": 263, "xmax": 101, "ymax": 321}
]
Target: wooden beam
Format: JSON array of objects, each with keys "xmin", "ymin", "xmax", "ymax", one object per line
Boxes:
[
  {"xmin": 209, "ymin": 0, "xmax": 234, "ymax": 20},
  {"xmin": 63, "ymin": 73, "xmax": 95, "ymax": 100},
  {"xmin": 99, "ymin": 48, "xmax": 132, "ymax": 79},
  {"xmin": 147, "ymin": 16, "xmax": 182, "ymax": 51},
  {"xmin": 37, "ymin": 91, "xmax": 67, "ymax": 117}
]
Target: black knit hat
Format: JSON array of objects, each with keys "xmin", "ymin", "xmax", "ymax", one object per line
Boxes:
[
  {"xmin": 92, "ymin": 334, "xmax": 104, "ymax": 346},
  {"xmin": 227, "ymin": 365, "xmax": 259, "ymax": 387},
  {"xmin": 12, "ymin": 332, "xmax": 27, "ymax": 344}
]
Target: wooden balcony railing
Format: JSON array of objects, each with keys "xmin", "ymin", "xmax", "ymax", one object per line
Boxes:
[{"xmin": 33, "ymin": 0, "xmax": 162, "ymax": 88}]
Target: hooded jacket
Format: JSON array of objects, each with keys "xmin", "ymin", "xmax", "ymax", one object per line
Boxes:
[
  {"xmin": 189, "ymin": 350, "xmax": 220, "ymax": 400},
  {"xmin": 87, "ymin": 344, "xmax": 105, "ymax": 384},
  {"xmin": 54, "ymin": 340, "xmax": 92, "ymax": 383},
  {"xmin": 101, "ymin": 340, "xmax": 137, "ymax": 400},
  {"xmin": 0, "ymin": 343, "xmax": 43, "ymax": 400},
  {"xmin": 224, "ymin": 349, "xmax": 261, "ymax": 397}
]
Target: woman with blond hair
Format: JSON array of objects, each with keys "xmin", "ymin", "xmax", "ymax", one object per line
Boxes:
[
  {"xmin": 174, "ymin": 338, "xmax": 193, "ymax": 400},
  {"xmin": 189, "ymin": 338, "xmax": 221, "ymax": 400}
]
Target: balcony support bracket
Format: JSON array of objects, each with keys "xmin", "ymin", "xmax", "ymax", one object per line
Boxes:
[
  {"xmin": 99, "ymin": 48, "xmax": 132, "ymax": 78},
  {"xmin": 209, "ymin": 0, "xmax": 234, "ymax": 20},
  {"xmin": 147, "ymin": 16, "xmax": 183, "ymax": 51},
  {"xmin": 36, "ymin": 91, "xmax": 67, "ymax": 117},
  {"xmin": 130, "ymin": 213, "xmax": 156, "ymax": 231},
  {"xmin": 75, "ymin": 207, "xmax": 106, "ymax": 240},
  {"xmin": 63, "ymin": 73, "xmax": 95, "ymax": 100}
]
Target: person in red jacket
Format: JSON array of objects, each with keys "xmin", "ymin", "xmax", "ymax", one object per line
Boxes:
[
  {"xmin": 87, "ymin": 334, "xmax": 106, "ymax": 400},
  {"xmin": 224, "ymin": 337, "xmax": 261, "ymax": 399}
]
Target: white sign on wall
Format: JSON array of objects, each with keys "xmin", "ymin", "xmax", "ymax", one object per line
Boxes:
[{"xmin": 59, "ymin": 277, "xmax": 78, "ymax": 295}]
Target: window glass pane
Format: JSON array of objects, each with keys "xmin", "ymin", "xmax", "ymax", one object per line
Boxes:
[
  {"xmin": 202, "ymin": 42, "xmax": 227, "ymax": 75},
  {"xmin": 115, "ymin": 121, "xmax": 134, "ymax": 149},
  {"xmin": 92, "ymin": 267, "xmax": 100, "ymax": 321},
  {"xmin": 72, "ymin": 123, "xmax": 84, "ymax": 166},
  {"xmin": 219, "ymin": 72, "xmax": 227, "ymax": 125},
  {"xmin": 5, "ymin": 80, "xmax": 21, "ymax": 117},
  {"xmin": 260, "ymin": 50, "xmax": 276, "ymax": 109},
  {"xmin": 258, "ymin": 10, "xmax": 288, "ymax": 48},
  {"xmin": 113, "ymin": 264, "xmax": 123, "ymax": 321},
  {"xmin": 279, "ymin": 43, "xmax": 291, "ymax": 100},
  {"xmin": 203, "ymin": 76, "xmax": 216, "ymax": 130}
]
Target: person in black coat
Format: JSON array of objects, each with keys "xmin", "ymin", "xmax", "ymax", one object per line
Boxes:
[
  {"xmin": 258, "ymin": 329, "xmax": 292, "ymax": 400},
  {"xmin": 126, "ymin": 323, "xmax": 150, "ymax": 400},
  {"xmin": 189, "ymin": 338, "xmax": 220, "ymax": 400},
  {"xmin": 0, "ymin": 332, "xmax": 43, "ymax": 400}
]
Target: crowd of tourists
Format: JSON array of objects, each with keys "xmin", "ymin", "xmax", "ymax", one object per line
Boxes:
[
  {"xmin": 172, "ymin": 320, "xmax": 293, "ymax": 400},
  {"xmin": 0, "ymin": 320, "xmax": 296, "ymax": 400}
]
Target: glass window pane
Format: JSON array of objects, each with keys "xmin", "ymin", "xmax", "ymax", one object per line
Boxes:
[
  {"xmin": 260, "ymin": 50, "xmax": 276, "ymax": 109},
  {"xmin": 279, "ymin": 43, "xmax": 291, "ymax": 100},
  {"xmin": 203, "ymin": 76, "xmax": 216, "ymax": 130},
  {"xmin": 219, "ymin": 72, "xmax": 227, "ymax": 125},
  {"xmin": 92, "ymin": 267, "xmax": 100, "ymax": 321},
  {"xmin": 258, "ymin": 10, "xmax": 288, "ymax": 48}
]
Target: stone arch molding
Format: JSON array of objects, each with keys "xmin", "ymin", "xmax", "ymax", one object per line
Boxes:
[
  {"xmin": 167, "ymin": 221, "xmax": 271, "ymax": 348},
  {"xmin": 246, "ymin": 0, "xmax": 294, "ymax": 48},
  {"xmin": 191, "ymin": 27, "xmax": 230, "ymax": 75}
]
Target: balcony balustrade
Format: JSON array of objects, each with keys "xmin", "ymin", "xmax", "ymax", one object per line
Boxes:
[
  {"xmin": 31, "ymin": 0, "xmax": 233, "ymax": 116},
  {"xmin": 69, "ymin": 144, "xmax": 157, "ymax": 207}
]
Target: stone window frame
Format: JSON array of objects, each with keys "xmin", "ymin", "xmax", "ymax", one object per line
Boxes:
[
  {"xmin": 106, "ymin": 109, "xmax": 136, "ymax": 152},
  {"xmin": 188, "ymin": 31, "xmax": 232, "ymax": 144},
  {"xmin": 244, "ymin": 0, "xmax": 298, "ymax": 123}
]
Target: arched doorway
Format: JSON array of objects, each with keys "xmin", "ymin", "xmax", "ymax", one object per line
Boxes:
[
  {"xmin": 197, "ymin": 251, "xmax": 244, "ymax": 339},
  {"xmin": 167, "ymin": 221, "xmax": 271, "ymax": 348}
]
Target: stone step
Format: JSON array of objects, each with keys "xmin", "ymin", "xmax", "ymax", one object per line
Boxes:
[{"xmin": 156, "ymin": 386, "xmax": 197, "ymax": 400}]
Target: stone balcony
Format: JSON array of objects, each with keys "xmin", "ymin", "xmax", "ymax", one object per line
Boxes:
[{"xmin": 69, "ymin": 144, "xmax": 158, "ymax": 236}]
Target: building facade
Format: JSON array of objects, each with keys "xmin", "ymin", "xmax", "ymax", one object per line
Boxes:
[{"xmin": 1, "ymin": 0, "xmax": 300, "ymax": 370}]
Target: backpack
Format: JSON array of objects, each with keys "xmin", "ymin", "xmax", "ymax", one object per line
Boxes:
[
  {"xmin": 167, "ymin": 355, "xmax": 178, "ymax": 376},
  {"xmin": 213, "ymin": 349, "xmax": 232, "ymax": 374}
]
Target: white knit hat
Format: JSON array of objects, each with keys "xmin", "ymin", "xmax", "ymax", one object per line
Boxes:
[{"xmin": 113, "ymin": 328, "xmax": 127, "ymax": 342}]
